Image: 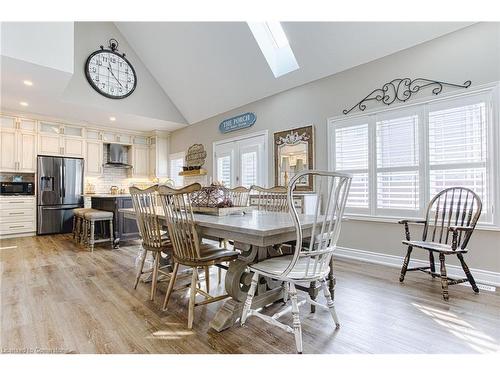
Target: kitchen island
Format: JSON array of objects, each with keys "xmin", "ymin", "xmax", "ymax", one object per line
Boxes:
[{"xmin": 84, "ymin": 194, "xmax": 140, "ymax": 247}]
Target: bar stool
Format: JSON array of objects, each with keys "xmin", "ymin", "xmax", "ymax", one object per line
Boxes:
[
  {"xmin": 82, "ymin": 210, "xmax": 114, "ymax": 252},
  {"xmin": 72, "ymin": 208, "xmax": 94, "ymax": 243}
]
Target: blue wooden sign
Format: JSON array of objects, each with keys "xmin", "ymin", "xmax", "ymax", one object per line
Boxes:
[{"xmin": 219, "ymin": 112, "xmax": 256, "ymax": 133}]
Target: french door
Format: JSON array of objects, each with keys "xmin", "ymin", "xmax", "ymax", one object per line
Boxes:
[{"xmin": 214, "ymin": 133, "xmax": 267, "ymax": 188}]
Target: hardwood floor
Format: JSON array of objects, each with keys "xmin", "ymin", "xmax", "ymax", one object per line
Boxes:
[{"xmin": 1, "ymin": 234, "xmax": 499, "ymax": 354}]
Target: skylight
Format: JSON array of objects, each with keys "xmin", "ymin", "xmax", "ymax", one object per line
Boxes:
[{"xmin": 247, "ymin": 22, "xmax": 299, "ymax": 78}]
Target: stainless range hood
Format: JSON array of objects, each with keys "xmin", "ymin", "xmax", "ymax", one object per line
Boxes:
[{"xmin": 106, "ymin": 144, "xmax": 133, "ymax": 169}]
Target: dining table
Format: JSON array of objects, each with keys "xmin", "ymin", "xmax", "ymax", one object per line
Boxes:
[{"xmin": 120, "ymin": 207, "xmax": 337, "ymax": 332}]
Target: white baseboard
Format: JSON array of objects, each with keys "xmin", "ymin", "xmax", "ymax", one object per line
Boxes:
[{"xmin": 334, "ymin": 246, "xmax": 500, "ymax": 287}]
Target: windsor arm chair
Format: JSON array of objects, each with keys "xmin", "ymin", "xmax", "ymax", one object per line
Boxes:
[
  {"xmin": 157, "ymin": 183, "xmax": 239, "ymax": 329},
  {"xmin": 241, "ymin": 171, "xmax": 352, "ymax": 353},
  {"xmin": 399, "ymin": 187, "xmax": 482, "ymax": 300},
  {"xmin": 129, "ymin": 185, "xmax": 173, "ymax": 301}
]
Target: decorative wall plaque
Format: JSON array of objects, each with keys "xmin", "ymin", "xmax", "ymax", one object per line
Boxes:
[
  {"xmin": 219, "ymin": 112, "xmax": 256, "ymax": 133},
  {"xmin": 184, "ymin": 144, "xmax": 207, "ymax": 170}
]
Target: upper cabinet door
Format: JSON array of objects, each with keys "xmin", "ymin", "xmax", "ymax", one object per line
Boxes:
[
  {"xmin": 17, "ymin": 132, "xmax": 37, "ymax": 172},
  {"xmin": 131, "ymin": 146, "xmax": 149, "ymax": 178},
  {"xmin": 0, "ymin": 131, "xmax": 17, "ymax": 171},
  {"xmin": 86, "ymin": 141, "xmax": 103, "ymax": 176},
  {"xmin": 18, "ymin": 119, "xmax": 36, "ymax": 132},
  {"xmin": 117, "ymin": 134, "xmax": 132, "ymax": 145},
  {"xmin": 63, "ymin": 137, "xmax": 85, "ymax": 158},
  {"xmin": 39, "ymin": 121, "xmax": 61, "ymax": 134},
  {"xmin": 38, "ymin": 133, "xmax": 62, "ymax": 156},
  {"xmin": 102, "ymin": 132, "xmax": 117, "ymax": 143},
  {"xmin": 64, "ymin": 125, "xmax": 84, "ymax": 138}
]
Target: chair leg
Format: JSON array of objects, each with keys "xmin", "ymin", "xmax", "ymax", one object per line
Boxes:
[
  {"xmin": 109, "ymin": 219, "xmax": 114, "ymax": 249},
  {"xmin": 187, "ymin": 267, "xmax": 198, "ymax": 329},
  {"xmin": 204, "ymin": 266, "xmax": 210, "ymax": 293},
  {"xmin": 89, "ymin": 220, "xmax": 95, "ymax": 252},
  {"xmin": 217, "ymin": 266, "xmax": 222, "ymax": 285},
  {"xmin": 439, "ymin": 253, "xmax": 449, "ymax": 301},
  {"xmin": 72, "ymin": 215, "xmax": 76, "ymax": 239},
  {"xmin": 429, "ymin": 251, "xmax": 436, "ymax": 278},
  {"xmin": 399, "ymin": 245, "xmax": 413, "ymax": 282},
  {"xmin": 163, "ymin": 262, "xmax": 179, "ymax": 310},
  {"xmin": 241, "ymin": 272, "xmax": 258, "ymax": 325},
  {"xmin": 289, "ymin": 283, "xmax": 303, "ymax": 354},
  {"xmin": 150, "ymin": 253, "xmax": 160, "ymax": 301},
  {"xmin": 321, "ymin": 279, "xmax": 340, "ymax": 328},
  {"xmin": 457, "ymin": 253, "xmax": 479, "ymax": 294},
  {"xmin": 134, "ymin": 249, "xmax": 147, "ymax": 289}
]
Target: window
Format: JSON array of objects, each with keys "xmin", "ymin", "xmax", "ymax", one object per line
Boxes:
[
  {"xmin": 329, "ymin": 88, "xmax": 498, "ymax": 225},
  {"xmin": 214, "ymin": 132, "xmax": 268, "ymax": 188},
  {"xmin": 247, "ymin": 22, "xmax": 299, "ymax": 78},
  {"xmin": 169, "ymin": 152, "xmax": 184, "ymax": 187}
]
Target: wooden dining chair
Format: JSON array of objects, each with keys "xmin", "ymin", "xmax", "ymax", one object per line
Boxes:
[
  {"xmin": 157, "ymin": 183, "xmax": 240, "ymax": 329},
  {"xmin": 130, "ymin": 186, "xmax": 173, "ymax": 301},
  {"xmin": 250, "ymin": 185, "xmax": 288, "ymax": 212},
  {"xmin": 399, "ymin": 187, "xmax": 482, "ymax": 300},
  {"xmin": 241, "ymin": 171, "xmax": 352, "ymax": 353}
]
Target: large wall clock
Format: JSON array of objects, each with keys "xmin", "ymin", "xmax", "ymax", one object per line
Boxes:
[{"xmin": 85, "ymin": 39, "xmax": 137, "ymax": 99}]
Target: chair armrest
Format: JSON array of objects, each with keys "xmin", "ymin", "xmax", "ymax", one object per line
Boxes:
[
  {"xmin": 448, "ymin": 226, "xmax": 474, "ymax": 250},
  {"xmin": 399, "ymin": 219, "xmax": 427, "ymax": 241},
  {"xmin": 398, "ymin": 219, "xmax": 427, "ymax": 225}
]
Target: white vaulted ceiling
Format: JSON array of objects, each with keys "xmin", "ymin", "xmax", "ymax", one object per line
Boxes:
[{"xmin": 115, "ymin": 22, "xmax": 473, "ymax": 125}]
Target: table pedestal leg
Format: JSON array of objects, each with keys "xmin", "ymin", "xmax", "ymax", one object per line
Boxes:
[{"xmin": 209, "ymin": 244, "xmax": 285, "ymax": 332}]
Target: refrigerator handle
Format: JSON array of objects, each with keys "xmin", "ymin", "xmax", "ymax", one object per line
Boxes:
[{"xmin": 62, "ymin": 160, "xmax": 66, "ymax": 198}]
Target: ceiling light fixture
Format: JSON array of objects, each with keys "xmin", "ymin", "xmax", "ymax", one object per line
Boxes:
[
  {"xmin": 23, "ymin": 80, "xmax": 33, "ymax": 86},
  {"xmin": 19, "ymin": 101, "xmax": 29, "ymax": 107},
  {"xmin": 109, "ymin": 116, "xmax": 116, "ymax": 121}
]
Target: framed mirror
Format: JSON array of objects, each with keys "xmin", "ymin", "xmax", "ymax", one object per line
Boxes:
[{"xmin": 274, "ymin": 125, "xmax": 314, "ymax": 191}]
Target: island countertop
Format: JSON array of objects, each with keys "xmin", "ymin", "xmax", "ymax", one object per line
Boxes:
[{"xmin": 83, "ymin": 194, "xmax": 131, "ymax": 198}]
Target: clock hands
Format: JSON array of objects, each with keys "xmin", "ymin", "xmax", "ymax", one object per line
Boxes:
[{"xmin": 107, "ymin": 63, "xmax": 124, "ymax": 88}]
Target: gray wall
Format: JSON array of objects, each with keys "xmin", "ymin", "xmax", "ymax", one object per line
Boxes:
[{"xmin": 170, "ymin": 23, "xmax": 500, "ymax": 273}]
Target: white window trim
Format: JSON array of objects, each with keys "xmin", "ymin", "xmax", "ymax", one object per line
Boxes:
[
  {"xmin": 169, "ymin": 151, "xmax": 185, "ymax": 186},
  {"xmin": 212, "ymin": 130, "xmax": 270, "ymax": 187},
  {"xmin": 327, "ymin": 82, "xmax": 500, "ymax": 229}
]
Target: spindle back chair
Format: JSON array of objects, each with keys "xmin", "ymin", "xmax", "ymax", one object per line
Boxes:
[
  {"xmin": 157, "ymin": 183, "xmax": 239, "ymax": 328},
  {"xmin": 399, "ymin": 187, "xmax": 482, "ymax": 300},
  {"xmin": 250, "ymin": 185, "xmax": 288, "ymax": 212},
  {"xmin": 129, "ymin": 185, "xmax": 172, "ymax": 301},
  {"xmin": 241, "ymin": 171, "xmax": 352, "ymax": 353},
  {"xmin": 226, "ymin": 186, "xmax": 251, "ymax": 207}
]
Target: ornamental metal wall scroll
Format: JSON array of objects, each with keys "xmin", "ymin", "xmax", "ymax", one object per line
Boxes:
[{"xmin": 343, "ymin": 78, "xmax": 471, "ymax": 115}]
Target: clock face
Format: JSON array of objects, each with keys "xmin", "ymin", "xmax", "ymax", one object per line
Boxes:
[{"xmin": 85, "ymin": 50, "xmax": 137, "ymax": 99}]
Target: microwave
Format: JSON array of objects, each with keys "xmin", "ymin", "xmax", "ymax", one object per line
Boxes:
[{"xmin": 0, "ymin": 182, "xmax": 35, "ymax": 195}]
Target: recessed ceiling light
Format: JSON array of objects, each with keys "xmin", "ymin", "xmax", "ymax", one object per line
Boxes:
[
  {"xmin": 19, "ymin": 101, "xmax": 28, "ymax": 107},
  {"xmin": 23, "ymin": 80, "xmax": 33, "ymax": 86},
  {"xmin": 109, "ymin": 116, "xmax": 116, "ymax": 121}
]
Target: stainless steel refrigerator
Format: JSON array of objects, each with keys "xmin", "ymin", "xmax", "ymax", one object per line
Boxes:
[{"xmin": 37, "ymin": 156, "xmax": 84, "ymax": 235}]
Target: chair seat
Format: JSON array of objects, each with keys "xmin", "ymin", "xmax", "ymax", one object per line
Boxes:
[
  {"xmin": 84, "ymin": 210, "xmax": 114, "ymax": 220},
  {"xmin": 175, "ymin": 244, "xmax": 239, "ymax": 266},
  {"xmin": 73, "ymin": 208, "xmax": 95, "ymax": 217},
  {"xmin": 402, "ymin": 240, "xmax": 468, "ymax": 254},
  {"xmin": 249, "ymin": 254, "xmax": 330, "ymax": 281}
]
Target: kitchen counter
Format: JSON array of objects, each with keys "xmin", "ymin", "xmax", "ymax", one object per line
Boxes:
[{"xmin": 83, "ymin": 193, "xmax": 131, "ymax": 198}]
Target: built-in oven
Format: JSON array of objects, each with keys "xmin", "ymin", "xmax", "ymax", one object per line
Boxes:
[{"xmin": 0, "ymin": 182, "xmax": 35, "ymax": 196}]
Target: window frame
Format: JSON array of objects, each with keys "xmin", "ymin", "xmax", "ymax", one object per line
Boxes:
[{"xmin": 328, "ymin": 83, "xmax": 500, "ymax": 228}]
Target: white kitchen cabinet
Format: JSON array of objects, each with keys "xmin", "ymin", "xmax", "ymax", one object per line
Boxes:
[
  {"xmin": 0, "ymin": 117, "xmax": 37, "ymax": 172},
  {"xmin": 149, "ymin": 135, "xmax": 169, "ymax": 179},
  {"xmin": 130, "ymin": 145, "xmax": 149, "ymax": 178},
  {"xmin": 38, "ymin": 122, "xmax": 85, "ymax": 158},
  {"xmin": 0, "ymin": 196, "xmax": 36, "ymax": 238},
  {"xmin": 116, "ymin": 134, "xmax": 132, "ymax": 144},
  {"xmin": 86, "ymin": 140, "xmax": 103, "ymax": 176}
]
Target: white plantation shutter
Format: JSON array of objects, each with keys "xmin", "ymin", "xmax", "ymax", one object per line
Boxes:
[
  {"xmin": 329, "ymin": 89, "xmax": 496, "ymax": 224},
  {"xmin": 376, "ymin": 113, "xmax": 419, "ymax": 212},
  {"xmin": 217, "ymin": 155, "xmax": 232, "ymax": 187},
  {"xmin": 241, "ymin": 151, "xmax": 257, "ymax": 188},
  {"xmin": 334, "ymin": 122, "xmax": 369, "ymax": 211},
  {"xmin": 428, "ymin": 99, "xmax": 488, "ymax": 215}
]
